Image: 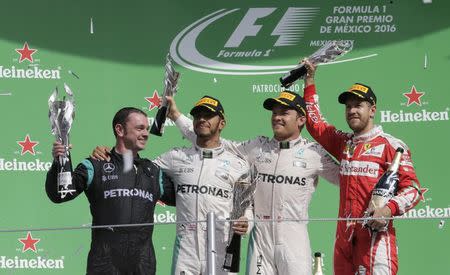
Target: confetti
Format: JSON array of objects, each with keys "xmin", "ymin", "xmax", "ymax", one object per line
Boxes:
[
  {"xmin": 424, "ymin": 53, "xmax": 428, "ymax": 69},
  {"xmin": 0, "ymin": 92, "xmax": 12, "ymax": 96},
  {"xmin": 68, "ymin": 70, "xmax": 80, "ymax": 79},
  {"xmin": 64, "ymin": 83, "xmax": 74, "ymax": 96},
  {"xmin": 213, "ymin": 77, "xmax": 217, "ymax": 83},
  {"xmin": 90, "ymin": 17, "xmax": 94, "ymax": 34},
  {"xmin": 438, "ymin": 220, "xmax": 445, "ymax": 229}
]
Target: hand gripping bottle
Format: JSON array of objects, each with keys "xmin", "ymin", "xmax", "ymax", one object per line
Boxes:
[{"xmin": 363, "ymin": 147, "xmax": 403, "ymax": 229}]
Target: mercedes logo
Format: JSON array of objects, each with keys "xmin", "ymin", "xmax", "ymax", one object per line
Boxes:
[{"xmin": 103, "ymin": 163, "xmax": 115, "ymax": 173}]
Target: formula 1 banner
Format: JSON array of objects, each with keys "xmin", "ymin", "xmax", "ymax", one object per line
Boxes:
[{"xmin": 0, "ymin": 0, "xmax": 448, "ymax": 274}]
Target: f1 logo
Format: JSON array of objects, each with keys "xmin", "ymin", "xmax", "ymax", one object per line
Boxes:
[
  {"xmin": 224, "ymin": 7, "xmax": 319, "ymax": 48},
  {"xmin": 225, "ymin": 8, "xmax": 276, "ymax": 48}
]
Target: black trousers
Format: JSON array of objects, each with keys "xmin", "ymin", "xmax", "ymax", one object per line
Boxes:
[{"xmin": 86, "ymin": 230, "xmax": 156, "ymax": 275}]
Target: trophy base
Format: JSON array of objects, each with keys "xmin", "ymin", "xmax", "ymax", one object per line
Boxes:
[{"xmin": 57, "ymin": 172, "xmax": 75, "ymax": 199}]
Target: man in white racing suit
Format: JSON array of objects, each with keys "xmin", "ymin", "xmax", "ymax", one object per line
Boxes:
[
  {"xmin": 166, "ymin": 92, "xmax": 339, "ymax": 275},
  {"xmin": 156, "ymin": 95, "xmax": 252, "ymax": 275}
]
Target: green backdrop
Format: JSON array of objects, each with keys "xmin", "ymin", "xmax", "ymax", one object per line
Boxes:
[{"xmin": 0, "ymin": 0, "xmax": 448, "ymax": 274}]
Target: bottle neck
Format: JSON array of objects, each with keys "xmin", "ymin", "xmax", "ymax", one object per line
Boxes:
[
  {"xmin": 388, "ymin": 150, "xmax": 403, "ymax": 172},
  {"xmin": 313, "ymin": 256, "xmax": 323, "ymax": 273}
]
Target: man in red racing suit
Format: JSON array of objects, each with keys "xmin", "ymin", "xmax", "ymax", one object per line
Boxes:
[{"xmin": 302, "ymin": 60, "xmax": 421, "ymax": 275}]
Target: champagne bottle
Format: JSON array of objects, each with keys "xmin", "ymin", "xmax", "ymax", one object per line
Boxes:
[
  {"xmin": 363, "ymin": 147, "xmax": 403, "ymax": 228},
  {"xmin": 222, "ymin": 233, "xmax": 241, "ymax": 272},
  {"xmin": 56, "ymin": 146, "xmax": 75, "ymax": 199},
  {"xmin": 369, "ymin": 147, "xmax": 403, "ymax": 210},
  {"xmin": 313, "ymin": 252, "xmax": 324, "ymax": 275},
  {"xmin": 149, "ymin": 105, "xmax": 168, "ymax": 136}
]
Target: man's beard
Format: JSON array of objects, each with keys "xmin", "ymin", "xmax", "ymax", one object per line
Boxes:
[
  {"xmin": 195, "ymin": 124, "xmax": 219, "ymax": 139},
  {"xmin": 347, "ymin": 118, "xmax": 369, "ymax": 134}
]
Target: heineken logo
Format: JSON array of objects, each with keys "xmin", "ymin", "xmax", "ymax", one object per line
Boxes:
[
  {"xmin": 403, "ymin": 85, "xmax": 425, "ymax": 106},
  {"xmin": 0, "ymin": 42, "xmax": 61, "ymax": 80},
  {"xmin": 145, "ymin": 90, "xmax": 162, "ymax": 111},
  {"xmin": 380, "ymin": 85, "xmax": 449, "ymax": 123},
  {"xmin": 0, "ymin": 66, "xmax": 60, "ymax": 80},
  {"xmin": 15, "ymin": 42, "xmax": 37, "ymax": 63},
  {"xmin": 380, "ymin": 109, "xmax": 449, "ymax": 123},
  {"xmin": 400, "ymin": 205, "xmax": 450, "ymax": 219},
  {"xmin": 17, "ymin": 134, "xmax": 39, "ymax": 156},
  {"xmin": 0, "ymin": 232, "xmax": 65, "ymax": 270},
  {"xmin": 0, "ymin": 256, "xmax": 65, "ymax": 269},
  {"xmin": 0, "ymin": 134, "xmax": 52, "ymax": 172},
  {"xmin": 0, "ymin": 158, "xmax": 52, "ymax": 171}
]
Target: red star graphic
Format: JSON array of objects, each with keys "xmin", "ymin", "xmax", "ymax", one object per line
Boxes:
[
  {"xmin": 145, "ymin": 90, "xmax": 162, "ymax": 111},
  {"xmin": 419, "ymin": 187, "xmax": 429, "ymax": 202},
  {"xmin": 17, "ymin": 134, "xmax": 39, "ymax": 155},
  {"xmin": 403, "ymin": 85, "xmax": 425, "ymax": 106},
  {"xmin": 18, "ymin": 232, "xmax": 40, "ymax": 253},
  {"xmin": 15, "ymin": 42, "xmax": 37, "ymax": 63}
]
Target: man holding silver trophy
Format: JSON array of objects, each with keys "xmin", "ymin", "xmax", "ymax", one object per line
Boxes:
[
  {"xmin": 46, "ymin": 104, "xmax": 177, "ymax": 274},
  {"xmin": 301, "ymin": 59, "xmax": 422, "ymax": 275},
  {"xmin": 156, "ymin": 96, "xmax": 253, "ymax": 275},
  {"xmin": 170, "ymin": 92, "xmax": 340, "ymax": 275}
]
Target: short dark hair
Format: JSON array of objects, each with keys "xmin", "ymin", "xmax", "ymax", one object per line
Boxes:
[{"xmin": 112, "ymin": 107, "xmax": 147, "ymax": 137}]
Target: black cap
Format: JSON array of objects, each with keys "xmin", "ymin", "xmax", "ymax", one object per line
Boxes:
[
  {"xmin": 190, "ymin": 95, "xmax": 225, "ymax": 118},
  {"xmin": 263, "ymin": 90, "xmax": 306, "ymax": 115},
  {"xmin": 338, "ymin": 83, "xmax": 377, "ymax": 105}
]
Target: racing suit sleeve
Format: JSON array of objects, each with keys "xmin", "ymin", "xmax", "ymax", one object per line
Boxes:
[
  {"xmin": 153, "ymin": 150, "xmax": 173, "ymax": 174},
  {"xmin": 153, "ymin": 151, "xmax": 177, "ymax": 206},
  {"xmin": 385, "ymin": 145, "xmax": 422, "ymax": 216},
  {"xmin": 173, "ymin": 114, "xmax": 258, "ymax": 161},
  {"xmin": 316, "ymin": 145, "xmax": 340, "ymax": 186},
  {"xmin": 174, "ymin": 114, "xmax": 197, "ymax": 144},
  {"xmin": 303, "ymin": 84, "xmax": 349, "ymax": 159},
  {"xmin": 45, "ymin": 159, "xmax": 92, "ymax": 203}
]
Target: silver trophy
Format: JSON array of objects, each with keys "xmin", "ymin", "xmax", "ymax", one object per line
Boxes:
[
  {"xmin": 150, "ymin": 54, "xmax": 180, "ymax": 136},
  {"xmin": 48, "ymin": 83, "xmax": 76, "ymax": 199},
  {"xmin": 280, "ymin": 40, "xmax": 353, "ymax": 87},
  {"xmin": 223, "ymin": 166, "xmax": 259, "ymax": 273}
]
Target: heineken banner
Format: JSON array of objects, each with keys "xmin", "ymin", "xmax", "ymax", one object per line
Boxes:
[{"xmin": 0, "ymin": 0, "xmax": 449, "ymax": 274}]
